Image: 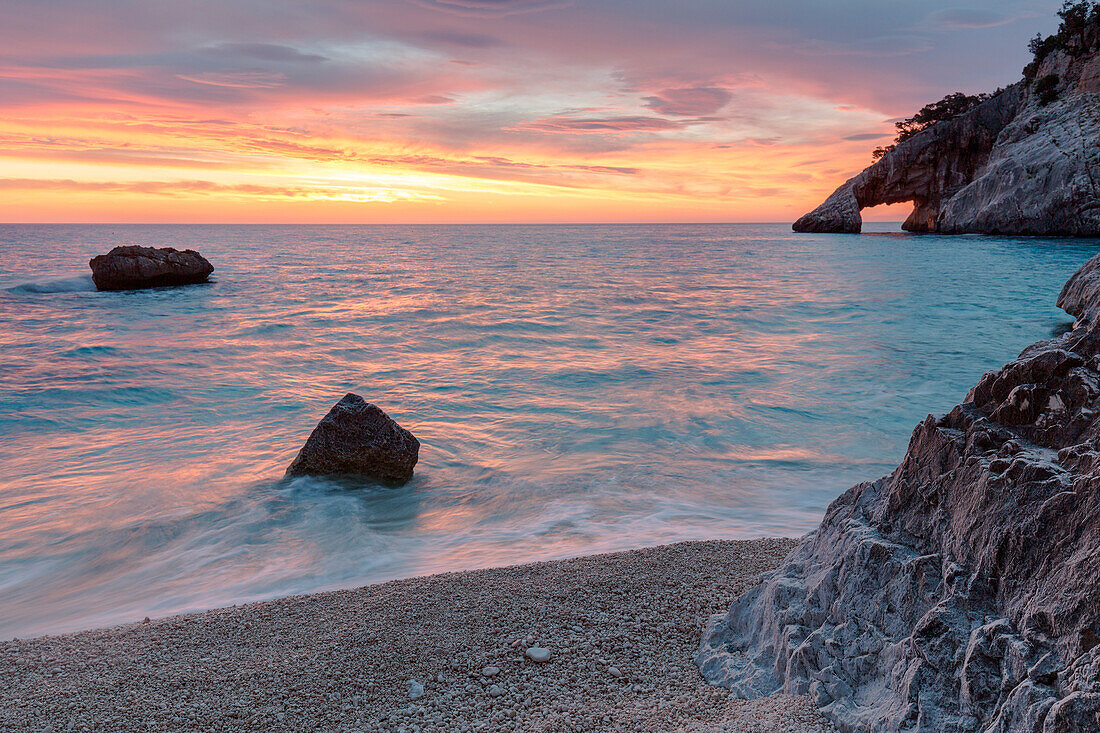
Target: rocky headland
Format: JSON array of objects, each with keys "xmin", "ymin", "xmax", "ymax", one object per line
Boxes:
[
  {"xmin": 697, "ymin": 254, "xmax": 1100, "ymax": 731},
  {"xmin": 794, "ymin": 12, "xmax": 1100, "ymax": 236},
  {"xmin": 88, "ymin": 246, "xmax": 214, "ymax": 291}
]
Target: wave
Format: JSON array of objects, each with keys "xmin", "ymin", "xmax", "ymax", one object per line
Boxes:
[{"xmin": 5, "ymin": 274, "xmax": 96, "ymax": 294}]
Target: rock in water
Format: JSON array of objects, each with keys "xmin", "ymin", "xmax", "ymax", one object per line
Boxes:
[
  {"xmin": 285, "ymin": 394, "xmax": 420, "ymax": 484},
  {"xmin": 698, "ymin": 254, "xmax": 1100, "ymax": 732},
  {"xmin": 88, "ymin": 246, "xmax": 214, "ymax": 291},
  {"xmin": 793, "ymin": 29, "xmax": 1100, "ymax": 236}
]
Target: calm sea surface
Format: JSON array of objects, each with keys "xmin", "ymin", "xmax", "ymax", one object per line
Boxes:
[{"xmin": 0, "ymin": 223, "xmax": 1096, "ymax": 639}]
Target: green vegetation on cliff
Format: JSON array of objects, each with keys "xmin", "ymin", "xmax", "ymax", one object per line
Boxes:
[{"xmin": 871, "ymin": 2, "xmax": 1100, "ymax": 162}]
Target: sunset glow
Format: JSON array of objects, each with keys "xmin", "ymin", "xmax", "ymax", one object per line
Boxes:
[{"xmin": 0, "ymin": 0, "xmax": 1057, "ymax": 223}]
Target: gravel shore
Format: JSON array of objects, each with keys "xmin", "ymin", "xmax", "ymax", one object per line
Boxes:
[{"xmin": 1, "ymin": 539, "xmax": 836, "ymax": 732}]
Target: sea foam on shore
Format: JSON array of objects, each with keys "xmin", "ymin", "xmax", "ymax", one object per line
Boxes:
[{"xmin": 1, "ymin": 539, "xmax": 835, "ymax": 732}]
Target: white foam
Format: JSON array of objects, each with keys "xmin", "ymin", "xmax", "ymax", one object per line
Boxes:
[{"xmin": 6, "ymin": 274, "xmax": 96, "ymax": 294}]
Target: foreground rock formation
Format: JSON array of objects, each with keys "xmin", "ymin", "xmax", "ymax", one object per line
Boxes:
[
  {"xmin": 794, "ymin": 37, "xmax": 1100, "ymax": 235},
  {"xmin": 88, "ymin": 246, "xmax": 214, "ymax": 291},
  {"xmin": 285, "ymin": 393, "xmax": 420, "ymax": 484},
  {"xmin": 697, "ymin": 255, "xmax": 1100, "ymax": 731}
]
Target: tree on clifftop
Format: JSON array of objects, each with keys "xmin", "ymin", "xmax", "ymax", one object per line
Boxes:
[
  {"xmin": 870, "ymin": 1, "xmax": 1100, "ymax": 162},
  {"xmin": 872, "ymin": 92, "xmax": 990, "ymax": 161},
  {"xmin": 1026, "ymin": 1, "xmax": 1100, "ymax": 79}
]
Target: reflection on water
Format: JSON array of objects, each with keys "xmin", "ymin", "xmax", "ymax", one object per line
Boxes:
[{"xmin": 0, "ymin": 223, "xmax": 1094, "ymax": 639}]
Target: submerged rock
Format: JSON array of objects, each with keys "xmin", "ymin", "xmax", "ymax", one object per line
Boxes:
[
  {"xmin": 88, "ymin": 246, "xmax": 214, "ymax": 291},
  {"xmin": 697, "ymin": 254, "xmax": 1100, "ymax": 732},
  {"xmin": 285, "ymin": 394, "xmax": 419, "ymax": 484},
  {"xmin": 794, "ymin": 32, "xmax": 1100, "ymax": 236}
]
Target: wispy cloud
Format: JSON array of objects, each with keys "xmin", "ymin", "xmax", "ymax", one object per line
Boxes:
[
  {"xmin": 928, "ymin": 8, "xmax": 1020, "ymax": 29},
  {"xmin": 177, "ymin": 71, "xmax": 288, "ymax": 89},
  {"xmin": 204, "ymin": 43, "xmax": 330, "ymax": 64},
  {"xmin": 0, "ymin": 176, "xmax": 441, "ymax": 201},
  {"xmin": 643, "ymin": 87, "xmax": 732, "ymax": 116},
  {"xmin": 407, "ymin": 0, "xmax": 575, "ymax": 17},
  {"xmin": 510, "ymin": 115, "xmax": 686, "ymax": 134},
  {"xmin": 789, "ymin": 36, "xmax": 935, "ymax": 58}
]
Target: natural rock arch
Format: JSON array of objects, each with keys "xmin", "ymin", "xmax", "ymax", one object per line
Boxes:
[
  {"xmin": 794, "ymin": 42, "xmax": 1100, "ymax": 237},
  {"xmin": 793, "ymin": 86, "xmax": 1025, "ymax": 235}
]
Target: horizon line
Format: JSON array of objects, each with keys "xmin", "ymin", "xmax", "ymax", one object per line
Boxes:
[{"xmin": 0, "ymin": 221, "xmax": 907, "ymax": 227}]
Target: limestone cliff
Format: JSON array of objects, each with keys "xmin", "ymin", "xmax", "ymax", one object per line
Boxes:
[
  {"xmin": 794, "ymin": 42, "xmax": 1100, "ymax": 236},
  {"xmin": 696, "ymin": 256, "xmax": 1100, "ymax": 731}
]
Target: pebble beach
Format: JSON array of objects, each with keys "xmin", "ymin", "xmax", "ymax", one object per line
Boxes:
[{"xmin": 1, "ymin": 539, "xmax": 836, "ymax": 732}]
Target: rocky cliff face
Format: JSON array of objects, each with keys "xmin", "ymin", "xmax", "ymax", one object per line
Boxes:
[
  {"xmin": 794, "ymin": 44, "xmax": 1100, "ymax": 236},
  {"xmin": 697, "ymin": 255, "xmax": 1100, "ymax": 732}
]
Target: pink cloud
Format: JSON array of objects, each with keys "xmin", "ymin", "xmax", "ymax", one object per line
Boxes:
[
  {"xmin": 510, "ymin": 115, "xmax": 686, "ymax": 134},
  {"xmin": 407, "ymin": 0, "xmax": 574, "ymax": 17},
  {"xmin": 643, "ymin": 87, "xmax": 733, "ymax": 116},
  {"xmin": 204, "ymin": 43, "xmax": 329, "ymax": 64},
  {"xmin": 176, "ymin": 71, "xmax": 287, "ymax": 89},
  {"xmin": 929, "ymin": 8, "xmax": 1020, "ymax": 30}
]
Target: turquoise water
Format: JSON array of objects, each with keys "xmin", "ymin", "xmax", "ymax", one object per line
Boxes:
[{"xmin": 0, "ymin": 223, "xmax": 1096, "ymax": 639}]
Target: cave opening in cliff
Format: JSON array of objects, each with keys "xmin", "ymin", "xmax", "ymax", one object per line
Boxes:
[{"xmin": 857, "ymin": 202, "xmax": 912, "ymax": 232}]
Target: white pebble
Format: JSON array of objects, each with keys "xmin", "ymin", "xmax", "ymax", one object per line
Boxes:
[
  {"xmin": 525, "ymin": 647, "xmax": 551, "ymax": 663},
  {"xmin": 408, "ymin": 680, "xmax": 425, "ymax": 699}
]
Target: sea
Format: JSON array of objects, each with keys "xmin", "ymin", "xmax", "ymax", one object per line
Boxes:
[{"xmin": 1, "ymin": 223, "xmax": 1096, "ymax": 639}]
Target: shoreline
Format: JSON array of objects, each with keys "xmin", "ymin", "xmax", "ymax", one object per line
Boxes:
[{"xmin": 2, "ymin": 538, "xmax": 836, "ymax": 732}]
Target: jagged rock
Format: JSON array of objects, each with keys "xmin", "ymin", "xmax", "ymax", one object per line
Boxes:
[
  {"xmin": 285, "ymin": 394, "xmax": 420, "ymax": 484},
  {"xmin": 88, "ymin": 246, "xmax": 214, "ymax": 291},
  {"xmin": 697, "ymin": 254, "xmax": 1100, "ymax": 732},
  {"xmin": 1057, "ymin": 252, "xmax": 1100, "ymax": 326},
  {"xmin": 794, "ymin": 39, "xmax": 1100, "ymax": 236}
]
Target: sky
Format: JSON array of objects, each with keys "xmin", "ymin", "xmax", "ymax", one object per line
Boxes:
[{"xmin": 0, "ymin": 0, "xmax": 1065, "ymax": 223}]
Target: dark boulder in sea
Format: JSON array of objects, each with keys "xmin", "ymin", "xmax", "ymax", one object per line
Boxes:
[
  {"xmin": 88, "ymin": 246, "xmax": 214, "ymax": 291},
  {"xmin": 285, "ymin": 394, "xmax": 420, "ymax": 484},
  {"xmin": 697, "ymin": 254, "xmax": 1100, "ymax": 732}
]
